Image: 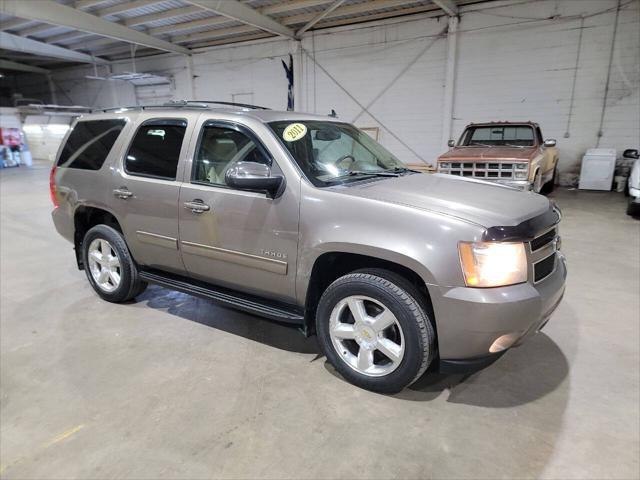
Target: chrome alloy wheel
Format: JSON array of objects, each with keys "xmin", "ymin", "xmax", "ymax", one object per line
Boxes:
[
  {"xmin": 87, "ymin": 238, "xmax": 121, "ymax": 293},
  {"xmin": 329, "ymin": 295, "xmax": 405, "ymax": 377}
]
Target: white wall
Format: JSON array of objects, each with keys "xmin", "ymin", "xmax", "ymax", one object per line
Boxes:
[{"xmin": 19, "ymin": 0, "xmax": 639, "ymax": 173}]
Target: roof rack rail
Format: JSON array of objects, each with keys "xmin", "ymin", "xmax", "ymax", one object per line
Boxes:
[
  {"xmin": 93, "ymin": 100, "xmax": 271, "ymax": 114},
  {"xmin": 167, "ymin": 100, "xmax": 271, "ymax": 110}
]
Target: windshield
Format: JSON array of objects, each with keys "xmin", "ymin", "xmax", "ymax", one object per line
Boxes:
[
  {"xmin": 460, "ymin": 125, "xmax": 535, "ymax": 147},
  {"xmin": 269, "ymin": 121, "xmax": 407, "ymax": 186}
]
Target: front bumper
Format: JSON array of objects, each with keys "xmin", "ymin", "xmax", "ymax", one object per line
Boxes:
[
  {"xmin": 494, "ymin": 179, "xmax": 532, "ymax": 190},
  {"xmin": 432, "ymin": 252, "xmax": 567, "ymax": 368}
]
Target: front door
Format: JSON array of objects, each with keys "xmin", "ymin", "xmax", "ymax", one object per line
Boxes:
[
  {"xmin": 178, "ymin": 120, "xmax": 299, "ymax": 302},
  {"xmin": 112, "ymin": 117, "xmax": 190, "ymax": 274}
]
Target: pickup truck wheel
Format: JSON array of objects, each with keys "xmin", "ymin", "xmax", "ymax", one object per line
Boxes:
[
  {"xmin": 82, "ymin": 225, "xmax": 147, "ymax": 303},
  {"xmin": 316, "ymin": 270, "xmax": 434, "ymax": 393}
]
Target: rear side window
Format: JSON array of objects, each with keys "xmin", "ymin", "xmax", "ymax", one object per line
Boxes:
[
  {"xmin": 57, "ymin": 119, "xmax": 125, "ymax": 170},
  {"xmin": 125, "ymin": 119, "xmax": 187, "ymax": 180}
]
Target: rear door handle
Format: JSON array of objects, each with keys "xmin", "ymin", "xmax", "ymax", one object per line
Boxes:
[
  {"xmin": 184, "ymin": 200, "xmax": 210, "ymax": 214},
  {"xmin": 113, "ymin": 187, "xmax": 133, "ymax": 199}
]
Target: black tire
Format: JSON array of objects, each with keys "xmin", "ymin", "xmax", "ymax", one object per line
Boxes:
[
  {"xmin": 82, "ymin": 225, "xmax": 146, "ymax": 303},
  {"xmin": 627, "ymin": 200, "xmax": 640, "ymax": 217},
  {"xmin": 541, "ymin": 167, "xmax": 557, "ymax": 194},
  {"xmin": 316, "ymin": 269, "xmax": 435, "ymax": 393}
]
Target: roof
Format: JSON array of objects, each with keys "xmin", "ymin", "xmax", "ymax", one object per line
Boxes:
[
  {"xmin": 0, "ymin": 0, "xmax": 494, "ymax": 71},
  {"xmin": 466, "ymin": 121, "xmax": 540, "ymax": 127},
  {"xmin": 80, "ymin": 102, "xmax": 343, "ymax": 123}
]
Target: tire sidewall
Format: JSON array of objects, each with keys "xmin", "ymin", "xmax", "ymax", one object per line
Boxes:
[
  {"xmin": 82, "ymin": 225, "xmax": 136, "ymax": 302},
  {"xmin": 316, "ymin": 274, "xmax": 430, "ymax": 393}
]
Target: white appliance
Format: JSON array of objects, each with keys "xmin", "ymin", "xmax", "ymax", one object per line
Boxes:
[{"xmin": 579, "ymin": 148, "xmax": 617, "ymax": 190}]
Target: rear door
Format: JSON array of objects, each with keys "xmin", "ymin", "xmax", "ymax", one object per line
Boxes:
[{"xmin": 111, "ymin": 117, "xmax": 191, "ymax": 274}]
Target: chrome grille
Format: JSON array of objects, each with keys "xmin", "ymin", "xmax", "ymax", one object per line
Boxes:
[{"xmin": 438, "ymin": 161, "xmax": 528, "ymax": 179}]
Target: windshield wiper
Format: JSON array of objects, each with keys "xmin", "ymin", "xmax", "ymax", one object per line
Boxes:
[
  {"xmin": 504, "ymin": 143, "xmax": 526, "ymax": 148},
  {"xmin": 384, "ymin": 167, "xmax": 418, "ymax": 174},
  {"xmin": 347, "ymin": 170, "xmax": 401, "ymax": 177}
]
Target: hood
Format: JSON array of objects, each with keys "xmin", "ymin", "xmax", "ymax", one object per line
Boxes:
[
  {"xmin": 339, "ymin": 173, "xmax": 550, "ymax": 228},
  {"xmin": 438, "ymin": 146, "xmax": 538, "ymax": 162}
]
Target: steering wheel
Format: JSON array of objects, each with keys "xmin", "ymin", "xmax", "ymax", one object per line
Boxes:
[{"xmin": 333, "ymin": 154, "xmax": 356, "ymax": 170}]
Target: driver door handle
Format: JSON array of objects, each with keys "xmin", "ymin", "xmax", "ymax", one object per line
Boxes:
[{"xmin": 184, "ymin": 199, "xmax": 210, "ymax": 214}]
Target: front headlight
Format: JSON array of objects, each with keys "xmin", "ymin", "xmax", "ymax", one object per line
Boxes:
[{"xmin": 458, "ymin": 241, "xmax": 528, "ymax": 287}]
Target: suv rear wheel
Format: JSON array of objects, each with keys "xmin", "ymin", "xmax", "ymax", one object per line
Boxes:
[
  {"xmin": 82, "ymin": 225, "xmax": 147, "ymax": 302},
  {"xmin": 316, "ymin": 269, "xmax": 435, "ymax": 393}
]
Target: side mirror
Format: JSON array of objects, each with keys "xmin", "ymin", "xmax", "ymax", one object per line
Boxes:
[
  {"xmin": 448, "ymin": 139, "xmax": 455, "ymax": 148},
  {"xmin": 225, "ymin": 161, "xmax": 284, "ymax": 198},
  {"xmin": 623, "ymin": 149, "xmax": 639, "ymax": 159},
  {"xmin": 544, "ymin": 139, "xmax": 557, "ymax": 148}
]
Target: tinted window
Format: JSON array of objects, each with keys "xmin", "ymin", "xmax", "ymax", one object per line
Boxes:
[
  {"xmin": 57, "ymin": 119, "xmax": 125, "ymax": 170},
  {"xmin": 193, "ymin": 125, "xmax": 269, "ymax": 186},
  {"xmin": 125, "ymin": 120, "xmax": 186, "ymax": 180}
]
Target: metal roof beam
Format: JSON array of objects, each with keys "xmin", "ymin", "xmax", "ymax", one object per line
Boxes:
[
  {"xmin": 74, "ymin": 0, "xmax": 112, "ymax": 9},
  {"xmin": 0, "ymin": 58, "xmax": 50, "ymax": 73},
  {"xmin": 172, "ymin": 0, "xmax": 433, "ymax": 44},
  {"xmin": 96, "ymin": 0, "xmax": 163, "ymax": 18},
  {"xmin": 0, "ymin": 0, "xmax": 191, "ymax": 55},
  {"xmin": 184, "ymin": 0, "xmax": 295, "ymax": 38},
  {"xmin": 0, "ymin": 31, "xmax": 109, "ymax": 63},
  {"xmin": 0, "ymin": 18, "xmax": 32, "ymax": 31},
  {"xmin": 147, "ymin": 0, "xmax": 333, "ymax": 36},
  {"xmin": 296, "ymin": 0, "xmax": 345, "ymax": 38},
  {"xmin": 17, "ymin": 23, "xmax": 62, "ymax": 37},
  {"xmin": 123, "ymin": 6, "xmax": 202, "ymax": 27},
  {"xmin": 432, "ymin": 0, "xmax": 458, "ymax": 16}
]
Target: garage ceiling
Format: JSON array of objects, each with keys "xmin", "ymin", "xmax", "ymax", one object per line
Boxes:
[{"xmin": 0, "ymin": 0, "xmax": 490, "ymax": 70}]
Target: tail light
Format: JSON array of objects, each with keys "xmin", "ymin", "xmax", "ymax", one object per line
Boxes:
[{"xmin": 49, "ymin": 165, "xmax": 59, "ymax": 208}]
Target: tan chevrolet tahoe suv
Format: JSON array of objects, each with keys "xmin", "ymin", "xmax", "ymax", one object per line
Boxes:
[{"xmin": 51, "ymin": 101, "xmax": 566, "ymax": 393}]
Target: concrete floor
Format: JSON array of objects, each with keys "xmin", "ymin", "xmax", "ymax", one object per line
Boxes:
[{"xmin": 1, "ymin": 162, "xmax": 639, "ymax": 479}]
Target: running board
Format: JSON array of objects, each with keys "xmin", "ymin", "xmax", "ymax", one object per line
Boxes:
[{"xmin": 138, "ymin": 270, "xmax": 305, "ymax": 325}]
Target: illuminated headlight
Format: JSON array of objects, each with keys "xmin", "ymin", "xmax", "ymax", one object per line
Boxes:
[
  {"xmin": 515, "ymin": 171, "xmax": 528, "ymax": 179},
  {"xmin": 458, "ymin": 241, "xmax": 527, "ymax": 287},
  {"xmin": 439, "ymin": 163, "xmax": 450, "ymax": 169}
]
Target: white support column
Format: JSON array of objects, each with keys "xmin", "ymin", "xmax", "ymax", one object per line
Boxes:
[
  {"xmin": 107, "ymin": 65, "xmax": 119, "ymax": 108},
  {"xmin": 440, "ymin": 15, "xmax": 459, "ymax": 152},
  {"xmin": 185, "ymin": 55, "xmax": 196, "ymax": 99},
  {"xmin": 47, "ymin": 74, "xmax": 58, "ymax": 104},
  {"xmin": 293, "ymin": 40, "xmax": 304, "ymax": 112}
]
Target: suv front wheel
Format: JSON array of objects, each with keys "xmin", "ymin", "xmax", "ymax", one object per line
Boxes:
[
  {"xmin": 316, "ymin": 269, "xmax": 435, "ymax": 393},
  {"xmin": 82, "ymin": 225, "xmax": 147, "ymax": 302}
]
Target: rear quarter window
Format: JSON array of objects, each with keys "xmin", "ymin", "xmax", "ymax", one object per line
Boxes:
[{"xmin": 57, "ymin": 119, "xmax": 126, "ymax": 170}]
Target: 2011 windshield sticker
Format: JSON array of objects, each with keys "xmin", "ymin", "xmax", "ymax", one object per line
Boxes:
[{"xmin": 283, "ymin": 123, "xmax": 307, "ymax": 142}]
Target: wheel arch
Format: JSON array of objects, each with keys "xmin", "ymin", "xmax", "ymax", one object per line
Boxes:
[
  {"xmin": 303, "ymin": 250, "xmax": 436, "ymax": 336},
  {"xmin": 73, "ymin": 205, "xmax": 124, "ymax": 270}
]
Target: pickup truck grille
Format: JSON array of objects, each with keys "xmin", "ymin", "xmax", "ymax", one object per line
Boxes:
[{"xmin": 438, "ymin": 162, "xmax": 523, "ymax": 179}]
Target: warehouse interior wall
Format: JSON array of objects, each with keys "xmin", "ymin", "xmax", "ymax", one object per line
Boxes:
[{"xmin": 13, "ymin": 0, "xmax": 639, "ymax": 173}]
